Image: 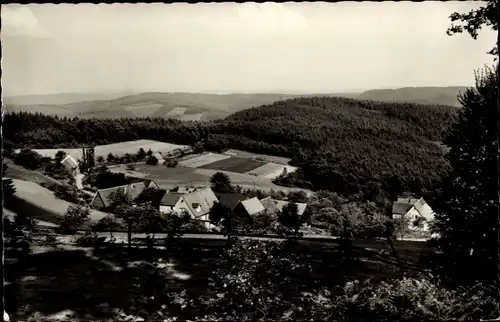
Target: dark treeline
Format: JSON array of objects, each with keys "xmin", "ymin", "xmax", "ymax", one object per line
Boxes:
[{"xmin": 4, "ymin": 96, "xmax": 457, "ymax": 199}]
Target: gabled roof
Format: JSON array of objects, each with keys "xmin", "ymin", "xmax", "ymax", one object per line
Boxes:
[
  {"xmin": 218, "ymin": 193, "xmax": 247, "ymax": 210},
  {"xmin": 160, "ymin": 192, "xmax": 183, "ymax": 206},
  {"xmin": 181, "ymin": 187, "xmax": 219, "ymax": 218},
  {"xmin": 239, "ymin": 197, "xmax": 265, "ymax": 216},
  {"xmin": 61, "ymin": 155, "xmax": 78, "ymax": 169},
  {"xmin": 260, "ymin": 196, "xmax": 279, "ymax": 214},
  {"xmin": 392, "ymin": 197, "xmax": 422, "ymax": 215},
  {"xmin": 93, "ymin": 182, "xmax": 147, "ymax": 208},
  {"xmin": 129, "ymin": 177, "xmax": 158, "ymax": 189},
  {"xmin": 275, "ymin": 200, "xmax": 308, "ymax": 216}
]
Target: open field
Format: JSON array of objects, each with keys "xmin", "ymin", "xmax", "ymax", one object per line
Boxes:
[
  {"xmin": 178, "ymin": 113, "xmax": 204, "ymax": 121},
  {"xmin": 200, "ymin": 156, "xmax": 266, "ymax": 173},
  {"xmin": 123, "ymin": 102, "xmax": 164, "ymax": 117},
  {"xmin": 247, "ymin": 162, "xmax": 298, "ymax": 179},
  {"xmin": 178, "ymin": 152, "xmax": 231, "ymax": 168},
  {"xmin": 5, "ymin": 179, "xmax": 107, "ymax": 225},
  {"xmin": 108, "ymin": 163, "xmax": 313, "ymax": 195},
  {"xmin": 165, "ymin": 107, "xmax": 188, "ymax": 116},
  {"xmin": 16, "ymin": 139, "xmax": 191, "ymax": 160},
  {"xmin": 223, "ymin": 149, "xmax": 292, "ymax": 165}
]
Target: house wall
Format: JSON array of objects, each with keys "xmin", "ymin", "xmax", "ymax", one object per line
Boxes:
[
  {"xmin": 159, "ymin": 205, "xmax": 174, "ymax": 214},
  {"xmin": 172, "ymin": 198, "xmax": 194, "ymax": 218}
]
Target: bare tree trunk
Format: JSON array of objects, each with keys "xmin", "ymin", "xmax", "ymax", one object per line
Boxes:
[
  {"xmin": 127, "ymin": 222, "xmax": 132, "ymax": 253},
  {"xmin": 386, "ymin": 224, "xmax": 404, "ymax": 271}
]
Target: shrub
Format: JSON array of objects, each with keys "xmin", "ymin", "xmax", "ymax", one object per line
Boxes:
[
  {"xmin": 57, "ymin": 205, "xmax": 91, "ymax": 234},
  {"xmin": 53, "ymin": 184, "xmax": 83, "ymax": 204},
  {"xmin": 74, "ymin": 231, "xmax": 107, "ymax": 247},
  {"xmin": 14, "ymin": 149, "xmax": 43, "ymax": 170},
  {"xmin": 166, "ymin": 159, "xmax": 178, "ymax": 168},
  {"xmin": 146, "ymin": 155, "xmax": 159, "ymax": 166},
  {"xmin": 126, "ymin": 164, "xmax": 136, "ymax": 171},
  {"xmin": 96, "ymin": 155, "xmax": 105, "ymax": 163},
  {"xmin": 136, "ymin": 148, "xmax": 147, "ymax": 161}
]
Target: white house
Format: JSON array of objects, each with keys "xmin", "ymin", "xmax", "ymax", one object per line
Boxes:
[
  {"xmin": 61, "ymin": 155, "xmax": 79, "ymax": 176},
  {"xmin": 392, "ymin": 197, "xmax": 435, "ymax": 232},
  {"xmin": 159, "ymin": 187, "xmax": 219, "ymax": 229}
]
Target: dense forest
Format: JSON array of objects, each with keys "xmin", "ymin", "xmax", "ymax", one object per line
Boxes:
[{"xmin": 4, "ymin": 96, "xmax": 458, "ymax": 199}]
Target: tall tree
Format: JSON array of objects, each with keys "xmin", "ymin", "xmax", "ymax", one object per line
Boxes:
[
  {"xmin": 210, "ymin": 172, "xmax": 234, "ymax": 193},
  {"xmin": 446, "ymin": 0, "xmax": 498, "ymax": 56},
  {"xmin": 432, "ymin": 66, "xmax": 499, "ymax": 284},
  {"xmin": 78, "ymin": 146, "xmax": 96, "ymax": 174}
]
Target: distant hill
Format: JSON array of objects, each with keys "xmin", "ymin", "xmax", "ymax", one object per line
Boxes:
[
  {"xmin": 3, "ymin": 92, "xmax": 358, "ymax": 121},
  {"xmin": 358, "ymin": 86, "xmax": 468, "ymax": 107}
]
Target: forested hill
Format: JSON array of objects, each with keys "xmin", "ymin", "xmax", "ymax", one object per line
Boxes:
[{"xmin": 4, "ymin": 96, "xmax": 458, "ymax": 199}]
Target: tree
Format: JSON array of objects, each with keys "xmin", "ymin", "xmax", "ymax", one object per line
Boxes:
[
  {"xmin": 107, "ymin": 153, "xmax": 116, "ymax": 163},
  {"xmin": 55, "ymin": 150, "xmax": 67, "ymax": 164},
  {"xmin": 135, "ymin": 187, "xmax": 167, "ymax": 207},
  {"xmin": 136, "ymin": 148, "xmax": 147, "ymax": 161},
  {"xmin": 446, "ymin": 0, "xmax": 498, "ymax": 56},
  {"xmin": 115, "ymin": 204, "xmax": 143, "ymax": 252},
  {"xmin": 2, "ymin": 164, "xmax": 16, "ymax": 201},
  {"xmin": 146, "ymin": 155, "xmax": 159, "ymax": 166},
  {"xmin": 146, "ymin": 149, "xmax": 153, "ymax": 156},
  {"xmin": 91, "ymin": 215, "xmax": 125, "ymax": 239},
  {"xmin": 431, "ymin": 66, "xmax": 499, "ymax": 284},
  {"xmin": 78, "ymin": 146, "xmax": 96, "ymax": 174},
  {"xmin": 165, "ymin": 210, "xmax": 192, "ymax": 250},
  {"xmin": 14, "ymin": 149, "xmax": 43, "ymax": 170},
  {"xmin": 210, "ymin": 201, "xmax": 234, "ymax": 246},
  {"xmin": 107, "ymin": 187, "xmax": 133, "ymax": 212},
  {"xmin": 57, "ymin": 205, "xmax": 91, "ymax": 234},
  {"xmin": 277, "ymin": 202, "xmax": 306, "ymax": 240},
  {"xmin": 96, "ymin": 155, "xmax": 105, "ymax": 163},
  {"xmin": 210, "ymin": 172, "xmax": 234, "ymax": 193}
]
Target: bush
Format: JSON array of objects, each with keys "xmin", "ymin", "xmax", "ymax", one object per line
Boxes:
[
  {"xmin": 74, "ymin": 231, "xmax": 107, "ymax": 247},
  {"xmin": 146, "ymin": 155, "xmax": 159, "ymax": 166},
  {"xmin": 57, "ymin": 205, "xmax": 91, "ymax": 235},
  {"xmin": 166, "ymin": 159, "xmax": 178, "ymax": 168},
  {"xmin": 126, "ymin": 164, "xmax": 136, "ymax": 171},
  {"xmin": 14, "ymin": 149, "xmax": 43, "ymax": 170},
  {"xmin": 53, "ymin": 184, "xmax": 83, "ymax": 204}
]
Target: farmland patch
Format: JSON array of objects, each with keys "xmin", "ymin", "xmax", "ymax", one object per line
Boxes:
[
  {"xmin": 22, "ymin": 139, "xmax": 190, "ymax": 160},
  {"xmin": 178, "ymin": 113, "xmax": 203, "ymax": 121},
  {"xmin": 246, "ymin": 163, "xmax": 298, "ymax": 179},
  {"xmin": 178, "ymin": 153, "xmax": 231, "ymax": 168},
  {"xmin": 123, "ymin": 102, "xmax": 164, "ymax": 117},
  {"xmin": 201, "ymin": 156, "xmax": 266, "ymax": 173},
  {"xmin": 223, "ymin": 149, "xmax": 291, "ymax": 165},
  {"xmin": 165, "ymin": 107, "xmax": 188, "ymax": 116}
]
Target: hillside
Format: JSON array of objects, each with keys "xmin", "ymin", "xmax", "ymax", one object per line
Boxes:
[
  {"xmin": 358, "ymin": 86, "xmax": 468, "ymax": 107},
  {"xmin": 4, "ymin": 92, "xmax": 310, "ymax": 121},
  {"xmin": 5, "ymin": 96, "xmax": 457, "ymax": 199}
]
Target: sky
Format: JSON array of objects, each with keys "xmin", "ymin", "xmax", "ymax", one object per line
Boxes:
[{"xmin": 1, "ymin": 2, "xmax": 497, "ymax": 96}]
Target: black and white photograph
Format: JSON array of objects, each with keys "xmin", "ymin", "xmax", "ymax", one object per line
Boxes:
[{"xmin": 1, "ymin": 1, "xmax": 499, "ymax": 321}]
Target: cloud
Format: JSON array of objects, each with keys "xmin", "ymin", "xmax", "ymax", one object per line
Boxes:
[{"xmin": 1, "ymin": 5, "xmax": 51, "ymax": 39}]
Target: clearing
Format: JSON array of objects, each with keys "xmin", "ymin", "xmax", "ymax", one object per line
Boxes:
[
  {"xmin": 247, "ymin": 163, "xmax": 298, "ymax": 179},
  {"xmin": 223, "ymin": 149, "xmax": 292, "ymax": 165},
  {"xmin": 199, "ymin": 156, "xmax": 266, "ymax": 173},
  {"xmin": 19, "ymin": 139, "xmax": 191, "ymax": 160},
  {"xmin": 108, "ymin": 163, "xmax": 313, "ymax": 195}
]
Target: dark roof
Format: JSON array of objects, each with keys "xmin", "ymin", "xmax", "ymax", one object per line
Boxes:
[
  {"xmin": 392, "ymin": 197, "xmax": 422, "ymax": 215},
  {"xmin": 93, "ymin": 182, "xmax": 147, "ymax": 208},
  {"xmin": 218, "ymin": 193, "xmax": 247, "ymax": 210},
  {"xmin": 160, "ymin": 192, "xmax": 183, "ymax": 206}
]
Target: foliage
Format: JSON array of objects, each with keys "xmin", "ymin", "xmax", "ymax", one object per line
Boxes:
[
  {"xmin": 166, "ymin": 159, "xmax": 179, "ymax": 168},
  {"xmin": 210, "ymin": 172, "xmax": 234, "ymax": 193},
  {"xmin": 135, "ymin": 187, "xmax": 167, "ymax": 207},
  {"xmin": 91, "ymin": 215, "xmax": 126, "ymax": 236},
  {"xmin": 3, "ymin": 163, "xmax": 16, "ymax": 200},
  {"xmin": 446, "ymin": 0, "xmax": 498, "ymax": 56},
  {"xmin": 54, "ymin": 150, "xmax": 67, "ymax": 163},
  {"xmin": 107, "ymin": 187, "xmax": 133, "ymax": 212},
  {"xmin": 209, "ymin": 201, "xmax": 233, "ymax": 235},
  {"xmin": 136, "ymin": 148, "xmax": 147, "ymax": 161},
  {"xmin": 78, "ymin": 146, "xmax": 96, "ymax": 174},
  {"xmin": 57, "ymin": 204, "xmax": 91, "ymax": 234},
  {"xmin": 126, "ymin": 164, "xmax": 136, "ymax": 171},
  {"xmin": 146, "ymin": 155, "xmax": 159, "ymax": 165},
  {"xmin": 96, "ymin": 155, "xmax": 105, "ymax": 163},
  {"xmin": 87, "ymin": 166, "xmax": 130, "ymax": 189},
  {"xmin": 74, "ymin": 231, "xmax": 107, "ymax": 247},
  {"xmin": 14, "ymin": 149, "xmax": 43, "ymax": 170},
  {"xmin": 276, "ymin": 202, "xmax": 308, "ymax": 238},
  {"xmin": 53, "ymin": 183, "xmax": 86, "ymax": 204},
  {"xmin": 430, "ymin": 66, "xmax": 499, "ymax": 284}
]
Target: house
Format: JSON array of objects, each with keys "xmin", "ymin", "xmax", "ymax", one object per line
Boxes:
[
  {"xmin": 129, "ymin": 177, "xmax": 160, "ymax": 190},
  {"xmin": 90, "ymin": 182, "xmax": 147, "ymax": 210},
  {"xmin": 61, "ymin": 155, "xmax": 79, "ymax": 176},
  {"xmin": 233, "ymin": 197, "xmax": 266, "ymax": 220},
  {"xmin": 152, "ymin": 152, "xmax": 165, "ymax": 165},
  {"xmin": 261, "ymin": 198, "xmax": 308, "ymax": 217},
  {"xmin": 217, "ymin": 193, "xmax": 248, "ymax": 211},
  {"xmin": 159, "ymin": 187, "xmax": 219, "ymax": 229},
  {"xmin": 392, "ymin": 197, "xmax": 435, "ymax": 231},
  {"xmin": 275, "ymin": 200, "xmax": 308, "ymax": 217}
]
